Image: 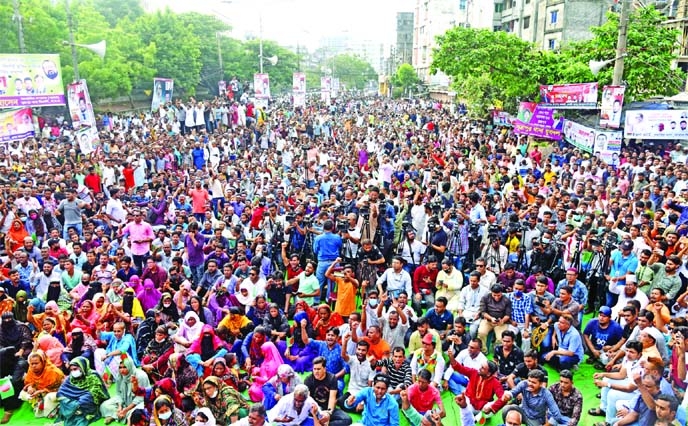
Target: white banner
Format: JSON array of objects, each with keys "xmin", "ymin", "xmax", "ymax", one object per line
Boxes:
[
  {"xmin": 292, "ymin": 72, "xmax": 306, "ymax": 107},
  {"xmin": 254, "ymin": 73, "xmax": 270, "ymax": 99},
  {"xmin": 320, "ymin": 76, "xmax": 331, "ymax": 103},
  {"xmin": 599, "ymin": 85, "xmax": 625, "ymax": 129},
  {"xmin": 595, "ymin": 131, "xmax": 622, "ymax": 166},
  {"xmin": 625, "ymin": 110, "xmax": 688, "ymax": 140}
]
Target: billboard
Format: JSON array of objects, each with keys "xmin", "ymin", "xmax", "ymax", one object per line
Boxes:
[
  {"xmin": 624, "ymin": 110, "xmax": 688, "ymax": 140},
  {"xmin": 0, "ymin": 54, "xmax": 66, "ymax": 108},
  {"xmin": 599, "ymin": 85, "xmax": 625, "ymax": 129},
  {"xmin": 151, "ymin": 78, "xmax": 174, "ymax": 112},
  {"xmin": 253, "ymin": 73, "xmax": 270, "ymax": 99},
  {"xmin": 320, "ymin": 76, "xmax": 331, "ymax": 103},
  {"xmin": 539, "ymin": 82, "xmax": 598, "ymax": 109},
  {"xmin": 67, "ymin": 80, "xmax": 96, "ymax": 130},
  {"xmin": 563, "ymin": 119, "xmax": 622, "ymax": 165},
  {"xmin": 75, "ymin": 126, "xmax": 99, "ymax": 155},
  {"xmin": 0, "ymin": 108, "xmax": 34, "ymax": 142},
  {"xmin": 512, "ymin": 102, "xmax": 563, "ymax": 140},
  {"xmin": 492, "ymin": 110, "xmax": 514, "ymax": 126},
  {"xmin": 293, "ymin": 72, "xmax": 306, "ymax": 107}
]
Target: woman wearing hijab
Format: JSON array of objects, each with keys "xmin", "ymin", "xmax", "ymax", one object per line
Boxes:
[
  {"xmin": 210, "ymin": 357, "xmax": 244, "ymax": 391},
  {"xmin": 185, "ymin": 295, "xmax": 215, "ymax": 327},
  {"xmin": 5, "ymin": 218, "xmax": 28, "ymax": 255},
  {"xmin": 92, "ymin": 292, "xmax": 110, "ymax": 319},
  {"xmin": 28, "ymin": 300, "xmax": 70, "ymax": 337},
  {"xmin": 262, "ymin": 364, "xmax": 302, "ymax": 410},
  {"xmin": 312, "ymin": 304, "xmax": 344, "ymax": 341},
  {"xmin": 40, "ymin": 280, "xmax": 73, "ymax": 313},
  {"xmin": 137, "ymin": 278, "xmax": 162, "ymax": 312},
  {"xmin": 164, "ymin": 353, "xmax": 199, "ymax": 399},
  {"xmin": 285, "ymin": 310, "xmax": 318, "ymax": 373},
  {"xmin": 156, "ymin": 292, "xmax": 180, "ymax": 323},
  {"xmin": 230, "ymin": 281, "xmax": 253, "ymax": 312},
  {"xmin": 207, "ymin": 282, "xmax": 231, "ymax": 325},
  {"xmin": 196, "ymin": 376, "xmax": 250, "ymax": 425},
  {"xmin": 12, "ymin": 289, "xmax": 29, "ymax": 323},
  {"xmin": 192, "ymin": 407, "xmax": 216, "ymax": 426},
  {"xmin": 62, "ymin": 327, "xmax": 98, "ymax": 369},
  {"xmin": 0, "ymin": 311, "xmax": 33, "ymax": 423},
  {"xmin": 217, "ymin": 306, "xmax": 254, "ymax": 343},
  {"xmin": 20, "ymin": 350, "xmax": 64, "ymax": 418},
  {"xmin": 152, "ymin": 394, "xmax": 187, "ymax": 426},
  {"xmin": 56, "ymin": 356, "xmax": 109, "ymax": 426},
  {"xmin": 121, "ymin": 287, "xmax": 145, "ymax": 324},
  {"xmin": 248, "ymin": 341, "xmax": 284, "ymax": 402},
  {"xmin": 136, "ymin": 309, "xmax": 162, "ymax": 360},
  {"xmin": 25, "ymin": 209, "xmax": 48, "ymax": 244},
  {"xmin": 174, "ymin": 311, "xmax": 204, "ymax": 353},
  {"xmin": 37, "ymin": 316, "xmax": 66, "ymax": 346},
  {"xmin": 142, "ymin": 326, "xmax": 175, "ymax": 379},
  {"xmin": 106, "ymin": 278, "xmax": 126, "ymax": 305},
  {"xmin": 36, "ymin": 334, "xmax": 65, "ymax": 368},
  {"xmin": 187, "ymin": 325, "xmax": 228, "ymax": 376},
  {"xmin": 101, "ymin": 354, "xmax": 150, "ymax": 424},
  {"xmin": 71, "ymin": 299, "xmax": 99, "ymax": 337},
  {"xmin": 127, "ymin": 275, "xmax": 143, "ymax": 295}
]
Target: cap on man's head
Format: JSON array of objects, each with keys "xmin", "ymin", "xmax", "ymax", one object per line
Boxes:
[
  {"xmin": 422, "ymin": 333, "xmax": 436, "ymax": 345},
  {"xmin": 599, "ymin": 306, "xmax": 612, "ymax": 317},
  {"xmin": 620, "ymin": 240, "xmax": 634, "ymax": 251}
]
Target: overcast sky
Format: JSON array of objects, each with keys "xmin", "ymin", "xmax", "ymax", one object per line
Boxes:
[{"xmin": 153, "ymin": 0, "xmax": 415, "ymax": 50}]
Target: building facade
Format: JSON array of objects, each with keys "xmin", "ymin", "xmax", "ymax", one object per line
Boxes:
[{"xmin": 397, "ymin": 12, "xmax": 414, "ymax": 65}]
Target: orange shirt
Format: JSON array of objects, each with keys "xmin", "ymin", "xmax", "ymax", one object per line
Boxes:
[
  {"xmin": 333, "ymin": 277, "xmax": 357, "ymax": 318},
  {"xmin": 363, "ymin": 336, "xmax": 390, "ymax": 361}
]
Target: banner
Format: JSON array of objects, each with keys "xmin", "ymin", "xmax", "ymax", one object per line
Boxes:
[
  {"xmin": 595, "ymin": 131, "xmax": 622, "ymax": 166},
  {"xmin": 218, "ymin": 80, "xmax": 227, "ymax": 97},
  {"xmin": 67, "ymin": 80, "xmax": 96, "ymax": 130},
  {"xmin": 75, "ymin": 126, "xmax": 99, "ymax": 155},
  {"xmin": 0, "ymin": 108, "xmax": 34, "ymax": 142},
  {"xmin": 562, "ymin": 119, "xmax": 596, "ymax": 152},
  {"xmin": 539, "ymin": 82, "xmax": 598, "ymax": 109},
  {"xmin": 253, "ymin": 73, "xmax": 270, "ymax": 99},
  {"xmin": 599, "ymin": 85, "xmax": 625, "ymax": 129},
  {"xmin": 151, "ymin": 78, "xmax": 174, "ymax": 112},
  {"xmin": 320, "ymin": 76, "xmax": 331, "ymax": 103},
  {"xmin": 512, "ymin": 102, "xmax": 563, "ymax": 140},
  {"xmin": 624, "ymin": 110, "xmax": 688, "ymax": 140},
  {"xmin": 0, "ymin": 54, "xmax": 66, "ymax": 108},
  {"xmin": 292, "ymin": 72, "xmax": 306, "ymax": 107},
  {"xmin": 492, "ymin": 110, "xmax": 514, "ymax": 126},
  {"xmin": 332, "ymin": 78, "xmax": 340, "ymax": 99}
]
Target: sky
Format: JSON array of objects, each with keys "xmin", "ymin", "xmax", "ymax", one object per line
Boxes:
[{"xmin": 146, "ymin": 0, "xmax": 415, "ymax": 51}]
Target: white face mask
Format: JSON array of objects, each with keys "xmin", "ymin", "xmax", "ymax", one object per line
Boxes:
[
  {"xmin": 70, "ymin": 370, "xmax": 82, "ymax": 379},
  {"xmin": 163, "ymin": 302, "xmax": 172, "ymax": 308},
  {"xmin": 209, "ymin": 390, "xmax": 218, "ymax": 399},
  {"xmin": 158, "ymin": 411, "xmax": 172, "ymax": 421}
]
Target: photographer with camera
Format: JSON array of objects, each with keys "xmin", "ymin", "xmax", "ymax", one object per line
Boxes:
[
  {"xmin": 422, "ymin": 217, "xmax": 448, "ymax": 263},
  {"xmin": 482, "ymin": 235, "xmax": 508, "ymax": 274},
  {"xmin": 284, "ymin": 211, "xmax": 307, "ymax": 253}
]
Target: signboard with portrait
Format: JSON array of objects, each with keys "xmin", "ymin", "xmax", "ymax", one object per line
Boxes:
[{"xmin": 0, "ymin": 54, "xmax": 66, "ymax": 108}]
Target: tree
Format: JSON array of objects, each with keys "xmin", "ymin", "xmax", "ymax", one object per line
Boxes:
[
  {"xmin": 324, "ymin": 54, "xmax": 377, "ymax": 90},
  {"xmin": 392, "ymin": 63, "xmax": 420, "ymax": 97},
  {"xmin": 94, "ymin": 0, "xmax": 144, "ymax": 27}
]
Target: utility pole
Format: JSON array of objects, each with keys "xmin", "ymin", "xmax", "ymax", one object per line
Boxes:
[
  {"xmin": 216, "ymin": 32, "xmax": 224, "ymax": 79},
  {"xmin": 13, "ymin": 0, "xmax": 26, "ymax": 53},
  {"xmin": 66, "ymin": 0, "xmax": 79, "ymax": 81},
  {"xmin": 612, "ymin": 0, "xmax": 630, "ymax": 86}
]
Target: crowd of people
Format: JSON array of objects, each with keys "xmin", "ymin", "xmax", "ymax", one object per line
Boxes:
[{"xmin": 0, "ymin": 91, "xmax": 687, "ymax": 426}]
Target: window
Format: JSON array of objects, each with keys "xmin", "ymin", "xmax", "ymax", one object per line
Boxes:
[
  {"xmin": 548, "ymin": 39, "xmax": 556, "ymax": 50},
  {"xmin": 550, "ymin": 10, "xmax": 558, "ymax": 25},
  {"xmin": 495, "ymin": 3, "xmax": 504, "ymax": 13},
  {"xmin": 525, "ymin": 0, "xmax": 530, "ymax": 3},
  {"xmin": 523, "ymin": 16, "xmax": 530, "ymax": 29},
  {"xmin": 459, "ymin": 0, "xmax": 467, "ymax": 10}
]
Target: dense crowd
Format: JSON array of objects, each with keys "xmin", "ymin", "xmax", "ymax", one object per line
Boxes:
[{"xmin": 0, "ymin": 91, "xmax": 687, "ymax": 426}]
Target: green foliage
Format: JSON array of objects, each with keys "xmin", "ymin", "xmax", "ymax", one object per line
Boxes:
[
  {"xmin": 324, "ymin": 54, "xmax": 377, "ymax": 90},
  {"xmin": 93, "ymin": 0, "xmax": 144, "ymax": 27},
  {"xmin": 392, "ymin": 63, "xmax": 420, "ymax": 94},
  {"xmin": 430, "ymin": 5, "xmax": 685, "ymax": 115}
]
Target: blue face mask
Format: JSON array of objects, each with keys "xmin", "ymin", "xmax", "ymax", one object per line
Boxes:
[
  {"xmin": 368, "ymin": 299, "xmax": 379, "ymax": 308},
  {"xmin": 514, "ymin": 290, "xmax": 523, "ymax": 298}
]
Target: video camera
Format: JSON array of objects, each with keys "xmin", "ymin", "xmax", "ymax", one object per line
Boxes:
[{"xmin": 336, "ymin": 219, "xmax": 348, "ymax": 233}]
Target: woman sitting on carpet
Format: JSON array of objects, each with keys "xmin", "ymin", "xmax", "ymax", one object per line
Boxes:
[
  {"xmin": 101, "ymin": 354, "xmax": 150, "ymax": 424},
  {"xmin": 187, "ymin": 325, "xmax": 229, "ymax": 375},
  {"xmin": 152, "ymin": 394, "xmax": 188, "ymax": 426},
  {"xmin": 56, "ymin": 356, "xmax": 109, "ymax": 426},
  {"xmin": 61, "ymin": 327, "xmax": 98, "ymax": 369},
  {"xmin": 262, "ymin": 364, "xmax": 302, "ymax": 410},
  {"xmin": 285, "ymin": 309, "xmax": 318, "ymax": 373},
  {"xmin": 19, "ymin": 350, "xmax": 65, "ymax": 418},
  {"xmin": 248, "ymin": 341, "xmax": 284, "ymax": 402}
]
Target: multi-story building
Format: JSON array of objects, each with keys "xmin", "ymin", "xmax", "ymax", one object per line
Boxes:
[
  {"xmin": 500, "ymin": 0, "xmax": 608, "ymax": 50},
  {"xmin": 397, "ymin": 12, "xmax": 414, "ymax": 65},
  {"xmin": 413, "ymin": 0, "xmax": 457, "ymax": 83}
]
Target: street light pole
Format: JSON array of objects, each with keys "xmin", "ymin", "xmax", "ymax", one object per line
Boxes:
[
  {"xmin": 66, "ymin": 0, "xmax": 79, "ymax": 82},
  {"xmin": 612, "ymin": 0, "xmax": 630, "ymax": 86},
  {"xmin": 259, "ymin": 12, "xmax": 264, "ymax": 74}
]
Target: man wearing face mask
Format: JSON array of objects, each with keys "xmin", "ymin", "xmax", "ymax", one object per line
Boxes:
[{"xmin": 0, "ymin": 311, "xmax": 32, "ymax": 423}]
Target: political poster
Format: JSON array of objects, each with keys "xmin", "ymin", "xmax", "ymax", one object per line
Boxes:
[
  {"xmin": 67, "ymin": 80, "xmax": 96, "ymax": 130},
  {"xmin": 292, "ymin": 72, "xmax": 306, "ymax": 107},
  {"xmin": 512, "ymin": 102, "xmax": 563, "ymax": 140},
  {"xmin": 599, "ymin": 85, "xmax": 625, "ymax": 129},
  {"xmin": 218, "ymin": 80, "xmax": 227, "ymax": 97},
  {"xmin": 320, "ymin": 76, "xmax": 331, "ymax": 103},
  {"xmin": 75, "ymin": 126, "xmax": 99, "ymax": 155},
  {"xmin": 253, "ymin": 73, "xmax": 270, "ymax": 99},
  {"xmin": 539, "ymin": 82, "xmax": 598, "ymax": 109},
  {"xmin": 0, "ymin": 54, "xmax": 66, "ymax": 108},
  {"xmin": 562, "ymin": 119, "xmax": 596, "ymax": 151},
  {"xmin": 151, "ymin": 78, "xmax": 174, "ymax": 112},
  {"xmin": 624, "ymin": 110, "xmax": 688, "ymax": 140},
  {"xmin": 492, "ymin": 110, "xmax": 514, "ymax": 126},
  {"xmin": 0, "ymin": 108, "xmax": 34, "ymax": 143},
  {"xmin": 595, "ymin": 131, "xmax": 622, "ymax": 166}
]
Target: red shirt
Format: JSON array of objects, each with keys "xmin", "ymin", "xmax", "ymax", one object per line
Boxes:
[
  {"xmin": 122, "ymin": 167, "xmax": 135, "ymax": 191},
  {"xmin": 84, "ymin": 173, "xmax": 102, "ymax": 194},
  {"xmin": 413, "ymin": 265, "xmax": 439, "ymax": 294},
  {"xmin": 451, "ymin": 359, "xmax": 506, "ymax": 412},
  {"xmin": 407, "ymin": 382, "xmax": 442, "ymax": 413}
]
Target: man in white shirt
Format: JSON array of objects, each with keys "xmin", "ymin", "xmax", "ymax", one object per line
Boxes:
[
  {"xmin": 458, "ymin": 271, "xmax": 489, "ymax": 337},
  {"xmin": 105, "ymin": 188, "xmax": 127, "ymax": 230},
  {"xmin": 267, "ymin": 385, "xmax": 326, "ymax": 426},
  {"xmin": 375, "ymin": 256, "xmax": 412, "ymax": 299}
]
